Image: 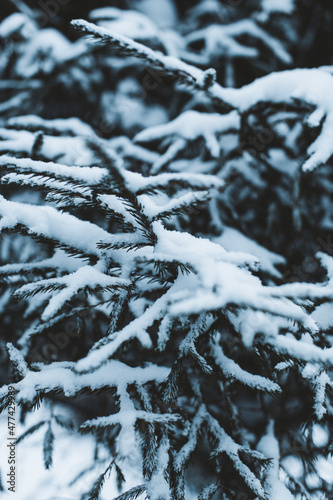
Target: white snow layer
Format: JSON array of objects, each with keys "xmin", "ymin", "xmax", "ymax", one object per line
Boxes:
[{"xmin": 0, "ymin": 196, "xmax": 109, "ymax": 256}]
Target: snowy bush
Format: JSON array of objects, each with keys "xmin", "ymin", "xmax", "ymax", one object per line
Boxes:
[{"xmin": 0, "ymin": 1, "xmax": 333, "ymax": 499}]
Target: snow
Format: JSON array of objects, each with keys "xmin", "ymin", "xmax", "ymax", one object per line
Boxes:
[
  {"xmin": 0, "ymin": 93, "xmax": 30, "ymax": 114},
  {"xmin": 0, "ymin": 155, "xmax": 108, "ymax": 184},
  {"xmin": 0, "ymin": 128, "xmax": 35, "ymax": 153},
  {"xmin": 152, "ymin": 221, "xmax": 259, "ymax": 270},
  {"xmin": 170, "ymin": 265, "xmax": 314, "ymax": 326},
  {"xmin": 0, "ymin": 360, "xmax": 169, "ymax": 401},
  {"xmin": 109, "ymin": 136, "xmax": 159, "ymax": 164},
  {"xmin": 102, "ymin": 82, "xmax": 169, "ymax": 131},
  {"xmin": 214, "ymin": 225, "xmax": 285, "ymax": 278},
  {"xmin": 150, "ymin": 138, "xmax": 186, "ymax": 174},
  {"xmin": 229, "ymin": 309, "xmax": 295, "ymax": 348},
  {"xmin": 0, "ymin": 249, "xmax": 85, "ymax": 277},
  {"xmin": 135, "ymin": 110, "xmax": 240, "ymax": 156},
  {"xmin": 123, "ymin": 169, "xmax": 223, "ymax": 193},
  {"xmin": 14, "ymin": 266, "xmax": 130, "ymax": 321},
  {"xmin": 174, "ymin": 409, "xmax": 204, "ymax": 472},
  {"xmin": 155, "ymin": 315, "xmax": 171, "ymax": 351},
  {"xmin": 82, "ymin": 411, "xmax": 178, "ymax": 429},
  {"xmin": 313, "ymin": 371, "xmax": 331, "ymax": 420},
  {"xmin": 135, "ymin": 110, "xmax": 239, "ymax": 166},
  {"xmin": 282, "ymin": 456, "xmax": 304, "ymax": 479},
  {"xmin": 316, "ymin": 457, "xmax": 333, "ymax": 483}
]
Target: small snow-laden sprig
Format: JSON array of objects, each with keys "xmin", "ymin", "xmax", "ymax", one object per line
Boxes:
[
  {"xmin": 12, "ymin": 26, "xmax": 88, "ymax": 79},
  {"xmin": 70, "ymin": 19, "xmax": 231, "ymax": 109},
  {"xmin": 0, "ymin": 357, "xmax": 173, "ymax": 491},
  {"xmin": 70, "ymin": 19, "xmax": 199, "ymax": 85},
  {"xmin": 0, "ymin": 258, "xmax": 57, "ymax": 281},
  {"xmin": 81, "ymin": 459, "xmax": 123, "ymax": 500},
  {"xmin": 137, "ymin": 190, "xmax": 212, "ymax": 223},
  {"xmin": 81, "ymin": 386, "xmax": 178, "ymax": 487},
  {"xmin": 12, "ymin": 266, "xmax": 132, "ymax": 322},
  {"xmin": 1, "ymin": 173, "xmax": 93, "ymax": 208},
  {"xmin": 0, "ymin": 114, "xmax": 126, "ymax": 168},
  {"xmin": 208, "ymin": 263, "xmax": 333, "ymax": 370}
]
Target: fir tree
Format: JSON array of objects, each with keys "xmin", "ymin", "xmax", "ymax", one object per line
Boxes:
[{"xmin": 0, "ymin": 2, "xmax": 333, "ymax": 499}]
